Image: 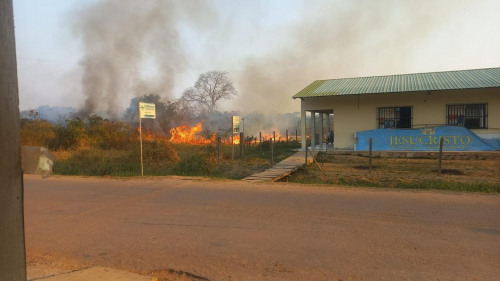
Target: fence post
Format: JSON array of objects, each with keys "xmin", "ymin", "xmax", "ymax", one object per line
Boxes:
[
  {"xmin": 271, "ymin": 138, "xmax": 274, "ymax": 165},
  {"xmin": 240, "ymin": 132, "xmax": 244, "ymax": 157},
  {"xmin": 259, "ymin": 131, "xmax": 262, "ymax": 152},
  {"xmin": 296, "ymin": 129, "xmax": 298, "ymax": 142},
  {"xmin": 305, "ymin": 138, "xmax": 308, "ymax": 172},
  {"xmin": 286, "ymin": 130, "xmax": 288, "ymax": 143},
  {"xmin": 217, "ymin": 136, "xmax": 221, "ymax": 166},
  {"xmin": 369, "ymin": 138, "xmax": 373, "ymax": 173},
  {"xmin": 273, "ymin": 131, "xmax": 276, "ymax": 143},
  {"xmin": 438, "ymin": 137, "xmax": 444, "ymax": 175}
]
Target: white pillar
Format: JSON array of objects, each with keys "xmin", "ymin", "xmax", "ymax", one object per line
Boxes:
[
  {"xmin": 301, "ymin": 109, "xmax": 306, "ymax": 150},
  {"xmin": 319, "ymin": 113, "xmax": 324, "ymax": 148},
  {"xmin": 311, "ymin": 111, "xmax": 316, "ymax": 150}
]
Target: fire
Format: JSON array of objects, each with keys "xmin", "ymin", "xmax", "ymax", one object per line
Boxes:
[
  {"xmin": 261, "ymin": 130, "xmax": 284, "ymax": 142},
  {"xmin": 169, "ymin": 121, "xmax": 210, "ymax": 144},
  {"xmin": 137, "ymin": 127, "xmax": 153, "ymax": 140},
  {"xmin": 139, "ymin": 122, "xmax": 284, "ymax": 145},
  {"xmin": 233, "ymin": 135, "xmax": 240, "ymax": 145},
  {"xmin": 169, "ymin": 121, "xmax": 240, "ymax": 145}
]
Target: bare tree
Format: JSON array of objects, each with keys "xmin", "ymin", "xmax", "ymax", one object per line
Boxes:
[{"xmin": 181, "ymin": 71, "xmax": 237, "ymax": 113}]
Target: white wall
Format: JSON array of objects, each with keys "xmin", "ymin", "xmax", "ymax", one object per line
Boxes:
[{"xmin": 301, "ymin": 88, "xmax": 500, "ymax": 149}]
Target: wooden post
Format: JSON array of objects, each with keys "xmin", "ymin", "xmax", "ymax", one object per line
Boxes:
[
  {"xmin": 369, "ymin": 138, "xmax": 373, "ymax": 173},
  {"xmin": 273, "ymin": 131, "xmax": 276, "ymax": 144},
  {"xmin": 296, "ymin": 129, "xmax": 298, "ymax": 142},
  {"xmin": 231, "ymin": 118, "xmax": 234, "ymax": 160},
  {"xmin": 139, "ymin": 110, "xmax": 144, "ymax": 176},
  {"xmin": 259, "ymin": 131, "xmax": 262, "ymax": 152},
  {"xmin": 308, "ymin": 147, "xmax": 323, "ymax": 171},
  {"xmin": 271, "ymin": 138, "xmax": 274, "ymax": 165},
  {"xmin": 239, "ymin": 132, "xmax": 244, "ymax": 157},
  {"xmin": 438, "ymin": 137, "xmax": 444, "ymax": 175},
  {"xmin": 0, "ymin": 0, "xmax": 27, "ymax": 278},
  {"xmin": 286, "ymin": 130, "xmax": 288, "ymax": 143},
  {"xmin": 217, "ymin": 137, "xmax": 221, "ymax": 166}
]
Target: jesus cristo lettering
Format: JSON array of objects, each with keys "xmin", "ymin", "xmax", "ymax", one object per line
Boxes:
[{"xmin": 389, "ymin": 135, "xmax": 472, "ymax": 146}]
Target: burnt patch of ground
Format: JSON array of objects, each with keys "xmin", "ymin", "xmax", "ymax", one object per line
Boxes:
[
  {"xmin": 353, "ymin": 165, "xmax": 379, "ymax": 170},
  {"xmin": 432, "ymin": 169, "xmax": 465, "ymax": 175}
]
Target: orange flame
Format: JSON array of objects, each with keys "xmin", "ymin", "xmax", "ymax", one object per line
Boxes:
[
  {"xmin": 137, "ymin": 127, "xmax": 153, "ymax": 140},
  {"xmin": 169, "ymin": 121, "xmax": 212, "ymax": 144},
  {"xmin": 261, "ymin": 130, "xmax": 284, "ymax": 142},
  {"xmin": 233, "ymin": 135, "xmax": 240, "ymax": 145}
]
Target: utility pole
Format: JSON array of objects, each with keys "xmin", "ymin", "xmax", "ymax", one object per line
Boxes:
[{"xmin": 0, "ymin": 0, "xmax": 27, "ymax": 279}]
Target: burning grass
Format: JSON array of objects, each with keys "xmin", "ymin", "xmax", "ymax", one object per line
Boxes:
[{"xmin": 289, "ymin": 153, "xmax": 500, "ymax": 193}]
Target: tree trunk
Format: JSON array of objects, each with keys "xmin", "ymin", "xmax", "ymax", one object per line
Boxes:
[{"xmin": 0, "ymin": 0, "xmax": 27, "ymax": 279}]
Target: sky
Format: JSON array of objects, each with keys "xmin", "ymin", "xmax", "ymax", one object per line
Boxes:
[{"xmin": 13, "ymin": 0, "xmax": 500, "ymax": 114}]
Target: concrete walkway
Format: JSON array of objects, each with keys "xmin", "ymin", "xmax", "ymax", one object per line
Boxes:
[{"xmin": 243, "ymin": 150, "xmax": 318, "ymax": 182}]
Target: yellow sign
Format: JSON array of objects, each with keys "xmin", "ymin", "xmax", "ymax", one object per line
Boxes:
[
  {"xmin": 139, "ymin": 102, "xmax": 156, "ymax": 119},
  {"xmin": 232, "ymin": 116, "xmax": 240, "ymax": 133}
]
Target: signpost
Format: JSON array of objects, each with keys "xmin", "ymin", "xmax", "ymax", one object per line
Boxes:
[
  {"xmin": 232, "ymin": 116, "xmax": 240, "ymax": 160},
  {"xmin": 139, "ymin": 102, "xmax": 156, "ymax": 176}
]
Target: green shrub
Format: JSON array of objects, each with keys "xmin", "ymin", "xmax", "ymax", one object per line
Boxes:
[
  {"xmin": 87, "ymin": 115, "xmax": 135, "ymax": 150},
  {"xmin": 130, "ymin": 139, "xmax": 180, "ymax": 163},
  {"xmin": 53, "ymin": 149, "xmax": 139, "ymax": 176},
  {"xmin": 173, "ymin": 153, "xmax": 212, "ymax": 176},
  {"xmin": 50, "ymin": 118, "xmax": 89, "ymax": 150}
]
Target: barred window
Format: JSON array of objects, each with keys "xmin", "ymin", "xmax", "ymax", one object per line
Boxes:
[
  {"xmin": 447, "ymin": 103, "xmax": 488, "ymax": 129},
  {"xmin": 377, "ymin": 106, "xmax": 412, "ymax": 129}
]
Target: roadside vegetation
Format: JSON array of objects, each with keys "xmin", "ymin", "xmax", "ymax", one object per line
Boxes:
[
  {"xmin": 20, "ymin": 115, "xmax": 299, "ymax": 179},
  {"xmin": 289, "ymin": 153, "xmax": 500, "ymax": 193}
]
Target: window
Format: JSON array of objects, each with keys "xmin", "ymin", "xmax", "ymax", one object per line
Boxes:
[
  {"xmin": 377, "ymin": 106, "xmax": 412, "ymax": 129},
  {"xmin": 447, "ymin": 103, "xmax": 488, "ymax": 129}
]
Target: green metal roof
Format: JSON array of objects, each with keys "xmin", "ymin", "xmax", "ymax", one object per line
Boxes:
[{"xmin": 293, "ymin": 67, "xmax": 500, "ymax": 99}]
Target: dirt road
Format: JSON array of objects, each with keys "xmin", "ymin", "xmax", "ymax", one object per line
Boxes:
[{"xmin": 24, "ymin": 176, "xmax": 500, "ymax": 280}]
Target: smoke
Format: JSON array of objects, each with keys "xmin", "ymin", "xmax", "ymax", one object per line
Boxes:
[
  {"xmin": 235, "ymin": 0, "xmax": 469, "ymax": 113},
  {"xmin": 72, "ymin": 0, "xmax": 215, "ymax": 117},
  {"xmin": 20, "ymin": 105, "xmax": 76, "ymax": 124},
  {"xmin": 71, "ymin": 0, "xmax": 471, "ymax": 120}
]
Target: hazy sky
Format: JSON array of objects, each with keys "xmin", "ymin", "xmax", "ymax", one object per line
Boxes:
[{"xmin": 13, "ymin": 0, "xmax": 500, "ymax": 114}]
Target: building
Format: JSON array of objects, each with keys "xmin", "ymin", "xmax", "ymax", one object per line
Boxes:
[{"xmin": 293, "ymin": 67, "xmax": 500, "ymax": 150}]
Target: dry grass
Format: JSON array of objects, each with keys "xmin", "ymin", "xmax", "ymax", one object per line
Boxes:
[
  {"xmin": 51, "ymin": 142, "xmax": 299, "ymax": 179},
  {"xmin": 290, "ymin": 153, "xmax": 500, "ymax": 192}
]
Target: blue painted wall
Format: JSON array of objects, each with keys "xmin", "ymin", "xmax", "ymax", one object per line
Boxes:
[{"xmin": 355, "ymin": 126, "xmax": 499, "ymax": 151}]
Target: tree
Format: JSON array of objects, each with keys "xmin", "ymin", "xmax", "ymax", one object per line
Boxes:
[
  {"xmin": 181, "ymin": 71, "xmax": 237, "ymax": 113},
  {"xmin": 20, "ymin": 119, "xmax": 55, "ymax": 147}
]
